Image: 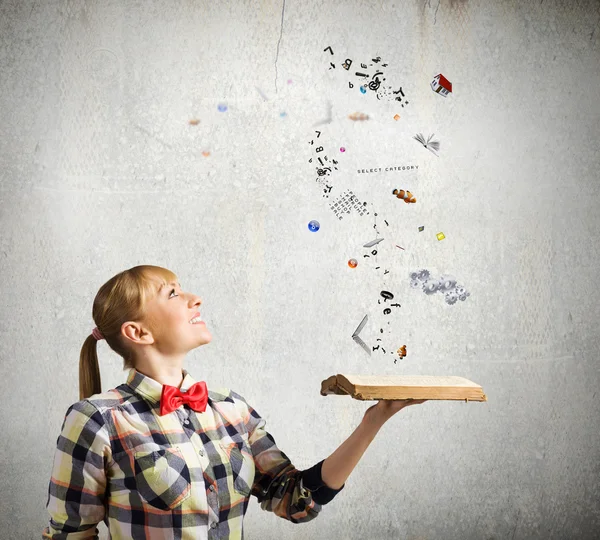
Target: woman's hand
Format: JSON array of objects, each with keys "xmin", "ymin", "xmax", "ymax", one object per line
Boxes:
[{"xmin": 363, "ymin": 398, "xmax": 428, "ymax": 425}]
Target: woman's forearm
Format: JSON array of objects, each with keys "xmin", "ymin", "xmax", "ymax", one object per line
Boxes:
[{"xmin": 320, "ymin": 410, "xmax": 389, "ymax": 490}]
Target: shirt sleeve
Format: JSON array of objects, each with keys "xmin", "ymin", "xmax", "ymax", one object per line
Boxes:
[
  {"xmin": 42, "ymin": 400, "xmax": 112, "ymax": 539},
  {"xmin": 230, "ymin": 391, "xmax": 344, "ymax": 523}
]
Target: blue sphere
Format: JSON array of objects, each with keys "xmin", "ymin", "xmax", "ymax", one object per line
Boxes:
[
  {"xmin": 218, "ymin": 104, "xmax": 227, "ymax": 112},
  {"xmin": 360, "ymin": 86, "xmax": 367, "ymax": 94},
  {"xmin": 308, "ymin": 220, "xmax": 320, "ymax": 232}
]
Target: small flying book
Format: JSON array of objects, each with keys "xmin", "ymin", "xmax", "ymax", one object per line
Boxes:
[{"xmin": 320, "ymin": 374, "xmax": 487, "ymax": 402}]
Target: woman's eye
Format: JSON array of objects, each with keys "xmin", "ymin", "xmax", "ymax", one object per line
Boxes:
[{"xmin": 169, "ymin": 289, "xmax": 178, "ymax": 298}]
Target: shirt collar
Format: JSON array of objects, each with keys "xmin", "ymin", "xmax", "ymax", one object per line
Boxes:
[{"xmin": 126, "ymin": 367, "xmax": 228, "ymax": 407}]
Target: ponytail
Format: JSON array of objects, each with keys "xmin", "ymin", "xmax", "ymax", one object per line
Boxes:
[{"xmin": 79, "ymin": 334, "xmax": 102, "ymax": 400}]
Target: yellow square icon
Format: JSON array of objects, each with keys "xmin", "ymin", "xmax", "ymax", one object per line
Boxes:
[
  {"xmin": 436, "ymin": 232, "xmax": 445, "ymax": 241},
  {"xmin": 394, "ymin": 114, "xmax": 400, "ymax": 121}
]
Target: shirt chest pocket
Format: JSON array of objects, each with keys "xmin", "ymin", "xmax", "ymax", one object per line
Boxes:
[
  {"xmin": 220, "ymin": 437, "xmax": 255, "ymax": 497},
  {"xmin": 133, "ymin": 447, "xmax": 192, "ymax": 510}
]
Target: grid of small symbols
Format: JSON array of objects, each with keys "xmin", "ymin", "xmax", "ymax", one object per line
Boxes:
[{"xmin": 330, "ymin": 190, "xmax": 369, "ymax": 220}]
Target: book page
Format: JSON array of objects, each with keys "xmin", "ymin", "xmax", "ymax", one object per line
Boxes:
[{"xmin": 342, "ymin": 374, "xmax": 481, "ymax": 388}]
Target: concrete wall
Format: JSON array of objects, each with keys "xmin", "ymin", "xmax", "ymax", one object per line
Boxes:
[{"xmin": 0, "ymin": 0, "xmax": 599, "ymax": 538}]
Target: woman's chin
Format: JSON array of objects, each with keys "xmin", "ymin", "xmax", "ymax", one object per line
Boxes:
[{"xmin": 199, "ymin": 332, "xmax": 212, "ymax": 344}]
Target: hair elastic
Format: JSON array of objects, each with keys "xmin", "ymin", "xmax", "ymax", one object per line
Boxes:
[{"xmin": 92, "ymin": 327, "xmax": 104, "ymax": 341}]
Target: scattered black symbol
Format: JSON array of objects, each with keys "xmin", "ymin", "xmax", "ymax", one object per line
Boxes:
[{"xmin": 369, "ymin": 79, "xmax": 381, "ymax": 91}]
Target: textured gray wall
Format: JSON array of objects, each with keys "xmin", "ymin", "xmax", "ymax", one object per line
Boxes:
[{"xmin": 1, "ymin": 0, "xmax": 599, "ymax": 538}]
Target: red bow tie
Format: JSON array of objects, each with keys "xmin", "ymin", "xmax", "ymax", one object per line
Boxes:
[{"xmin": 160, "ymin": 381, "xmax": 208, "ymax": 416}]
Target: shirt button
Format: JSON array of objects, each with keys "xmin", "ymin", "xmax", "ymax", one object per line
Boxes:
[{"xmin": 184, "ymin": 419, "xmax": 190, "ymax": 424}]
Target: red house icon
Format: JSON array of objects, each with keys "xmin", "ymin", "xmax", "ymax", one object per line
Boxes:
[{"xmin": 431, "ymin": 74, "xmax": 452, "ymax": 97}]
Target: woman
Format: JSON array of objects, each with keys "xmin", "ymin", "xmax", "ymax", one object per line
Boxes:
[{"xmin": 43, "ymin": 265, "xmax": 426, "ymax": 539}]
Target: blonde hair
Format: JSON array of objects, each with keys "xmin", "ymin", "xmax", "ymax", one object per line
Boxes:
[{"xmin": 79, "ymin": 265, "xmax": 178, "ymax": 400}]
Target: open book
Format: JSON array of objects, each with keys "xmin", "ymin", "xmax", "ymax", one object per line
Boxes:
[
  {"xmin": 320, "ymin": 374, "xmax": 487, "ymax": 402},
  {"xmin": 413, "ymin": 133, "xmax": 440, "ymax": 156}
]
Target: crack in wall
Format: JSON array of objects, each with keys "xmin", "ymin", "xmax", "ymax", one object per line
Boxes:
[{"xmin": 274, "ymin": 0, "xmax": 286, "ymax": 94}]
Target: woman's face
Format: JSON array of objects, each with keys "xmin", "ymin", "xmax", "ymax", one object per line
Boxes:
[
  {"xmin": 124, "ymin": 279, "xmax": 212, "ymax": 355},
  {"xmin": 154, "ymin": 280, "xmax": 212, "ymax": 351}
]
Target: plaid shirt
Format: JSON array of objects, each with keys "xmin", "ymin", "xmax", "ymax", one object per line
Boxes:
[{"xmin": 43, "ymin": 368, "xmax": 344, "ymax": 539}]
